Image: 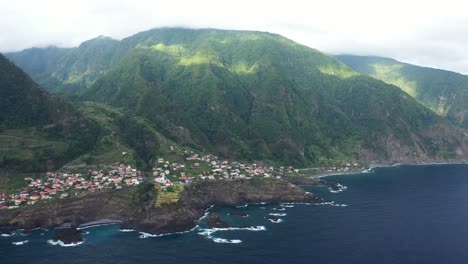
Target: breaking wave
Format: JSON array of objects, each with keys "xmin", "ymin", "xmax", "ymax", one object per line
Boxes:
[
  {"xmin": 267, "ymin": 218, "xmax": 283, "ymax": 224},
  {"xmin": 12, "ymin": 240, "xmax": 28, "ymax": 246},
  {"xmin": 269, "ymin": 213, "xmax": 286, "ymax": 217},
  {"xmin": 47, "ymin": 239, "xmax": 84, "ymax": 247}
]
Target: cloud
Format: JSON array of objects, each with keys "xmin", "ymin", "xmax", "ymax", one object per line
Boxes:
[{"xmin": 1, "ymin": 0, "xmax": 468, "ymax": 74}]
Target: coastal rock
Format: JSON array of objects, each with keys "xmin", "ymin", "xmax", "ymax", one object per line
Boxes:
[
  {"xmin": 0, "ymin": 178, "xmax": 317, "ymax": 236},
  {"xmin": 207, "ymin": 213, "xmax": 229, "ymax": 229},
  {"xmin": 286, "ymin": 177, "xmax": 328, "ymax": 186},
  {"xmin": 52, "ymin": 227, "xmax": 83, "ymax": 245},
  {"xmin": 286, "ymin": 177, "xmax": 347, "ymax": 192}
]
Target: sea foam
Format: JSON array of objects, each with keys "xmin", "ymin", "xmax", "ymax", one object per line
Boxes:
[
  {"xmin": 267, "ymin": 218, "xmax": 284, "ymax": 224},
  {"xmin": 139, "ymin": 225, "xmax": 199, "ymax": 239},
  {"xmin": 47, "ymin": 239, "xmax": 84, "ymax": 247},
  {"xmin": 212, "ymin": 238, "xmax": 242, "ymax": 244},
  {"xmin": 269, "ymin": 213, "xmax": 287, "ymax": 217},
  {"xmin": 119, "ymin": 229, "xmax": 136, "ymax": 232},
  {"xmin": 12, "ymin": 240, "xmax": 28, "ymax": 246}
]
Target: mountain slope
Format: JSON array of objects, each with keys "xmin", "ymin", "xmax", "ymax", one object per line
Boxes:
[
  {"xmin": 0, "ymin": 53, "xmax": 100, "ymax": 173},
  {"xmin": 6, "ymin": 36, "xmax": 119, "ymax": 93},
  {"xmin": 84, "ymin": 29, "xmax": 466, "ymax": 165},
  {"xmin": 5, "ymin": 29, "xmax": 467, "ymax": 166},
  {"xmin": 336, "ymin": 55, "xmax": 468, "ymax": 129}
]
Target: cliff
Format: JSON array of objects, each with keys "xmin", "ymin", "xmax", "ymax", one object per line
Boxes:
[{"xmin": 0, "ymin": 178, "xmax": 316, "ymax": 235}]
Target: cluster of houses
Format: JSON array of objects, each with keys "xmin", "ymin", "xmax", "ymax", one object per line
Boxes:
[
  {"xmin": 319, "ymin": 162, "xmax": 360, "ymax": 173},
  {"xmin": 1, "ymin": 148, "xmax": 354, "ymax": 210},
  {"xmin": 0, "ymin": 164, "xmax": 143, "ymax": 210},
  {"xmin": 152, "ymin": 158, "xmax": 188, "ymax": 186},
  {"xmin": 186, "ymin": 154, "xmax": 298, "ymax": 180},
  {"xmin": 150, "ymin": 153, "xmax": 299, "ymax": 189}
]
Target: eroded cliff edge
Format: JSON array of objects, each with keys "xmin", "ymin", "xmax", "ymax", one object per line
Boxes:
[{"xmin": 0, "ymin": 178, "xmax": 317, "ymax": 235}]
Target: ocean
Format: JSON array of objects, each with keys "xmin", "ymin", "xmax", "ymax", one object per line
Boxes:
[{"xmin": 1, "ymin": 164, "xmax": 468, "ymax": 264}]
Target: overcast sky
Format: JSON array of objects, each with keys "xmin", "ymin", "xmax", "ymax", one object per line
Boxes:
[{"xmin": 1, "ymin": 0, "xmax": 468, "ymax": 74}]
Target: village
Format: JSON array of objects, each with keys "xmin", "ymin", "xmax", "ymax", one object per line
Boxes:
[{"xmin": 0, "ymin": 148, "xmax": 361, "ymax": 210}]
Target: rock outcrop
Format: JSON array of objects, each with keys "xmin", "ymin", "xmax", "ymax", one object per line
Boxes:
[{"xmin": 0, "ymin": 178, "xmax": 316, "ymax": 235}]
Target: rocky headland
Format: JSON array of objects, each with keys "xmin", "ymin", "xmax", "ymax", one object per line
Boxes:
[{"xmin": 0, "ymin": 178, "xmax": 317, "ymax": 235}]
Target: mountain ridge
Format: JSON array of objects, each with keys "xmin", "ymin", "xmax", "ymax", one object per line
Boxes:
[
  {"xmin": 4, "ymin": 28, "xmax": 467, "ymax": 167},
  {"xmin": 336, "ymin": 55, "xmax": 468, "ymax": 129}
]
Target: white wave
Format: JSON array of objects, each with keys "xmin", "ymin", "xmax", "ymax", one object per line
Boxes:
[
  {"xmin": 273, "ymin": 207, "xmax": 286, "ymax": 211},
  {"xmin": 267, "ymin": 218, "xmax": 284, "ymax": 224},
  {"xmin": 316, "ymin": 201, "xmax": 335, "ymax": 205},
  {"xmin": 47, "ymin": 239, "xmax": 84, "ymax": 247},
  {"xmin": 281, "ymin": 204, "xmax": 294, "ymax": 208},
  {"xmin": 235, "ymin": 204, "xmax": 248, "ymax": 208},
  {"xmin": 119, "ymin": 229, "xmax": 136, "ymax": 232},
  {"xmin": 138, "ymin": 225, "xmax": 199, "ymax": 239},
  {"xmin": 337, "ymin": 183, "xmax": 348, "ymax": 189},
  {"xmin": 212, "ymin": 238, "xmax": 242, "ymax": 244},
  {"xmin": 211, "ymin": 226, "xmax": 266, "ymax": 232},
  {"xmin": 139, "ymin": 232, "xmax": 162, "ymax": 239},
  {"xmin": 315, "ymin": 201, "xmax": 347, "ymax": 207},
  {"xmin": 332, "ymin": 204, "xmax": 348, "ymax": 207},
  {"xmin": 1, "ymin": 233, "xmax": 14, "ymax": 237},
  {"xmin": 198, "ymin": 226, "xmax": 264, "ymax": 244},
  {"xmin": 269, "ymin": 213, "xmax": 286, "ymax": 217},
  {"xmin": 329, "ymin": 183, "xmax": 348, "ymax": 193},
  {"xmin": 12, "ymin": 240, "xmax": 28, "ymax": 246},
  {"xmin": 197, "ymin": 226, "xmax": 266, "ymax": 238},
  {"xmin": 283, "ymin": 202, "xmax": 314, "ymax": 206},
  {"xmin": 197, "ymin": 205, "xmax": 214, "ymax": 222}
]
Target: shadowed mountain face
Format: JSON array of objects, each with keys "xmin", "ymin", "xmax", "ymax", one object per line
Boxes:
[
  {"xmin": 5, "ymin": 29, "xmax": 468, "ymax": 166},
  {"xmin": 0, "ymin": 54, "xmax": 100, "ymax": 173},
  {"xmin": 336, "ymin": 55, "xmax": 468, "ymax": 129}
]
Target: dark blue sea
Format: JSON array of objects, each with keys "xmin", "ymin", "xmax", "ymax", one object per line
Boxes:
[{"xmin": 2, "ymin": 164, "xmax": 468, "ymax": 264}]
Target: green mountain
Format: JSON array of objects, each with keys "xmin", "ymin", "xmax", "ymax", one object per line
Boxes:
[
  {"xmin": 6, "ymin": 36, "xmax": 119, "ymax": 93},
  {"xmin": 0, "ymin": 53, "xmax": 171, "ymax": 191},
  {"xmin": 336, "ymin": 55, "xmax": 468, "ymax": 129},
  {"xmin": 6, "ymin": 28, "xmax": 468, "ymax": 166},
  {"xmin": 0, "ymin": 53, "xmax": 100, "ymax": 175}
]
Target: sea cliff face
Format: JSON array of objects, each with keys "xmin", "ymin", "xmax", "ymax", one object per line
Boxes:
[{"xmin": 0, "ymin": 178, "xmax": 316, "ymax": 235}]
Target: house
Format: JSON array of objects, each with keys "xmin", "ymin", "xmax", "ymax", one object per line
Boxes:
[
  {"xmin": 154, "ymin": 175, "xmax": 167, "ymax": 183},
  {"xmin": 30, "ymin": 195, "xmax": 41, "ymax": 201}
]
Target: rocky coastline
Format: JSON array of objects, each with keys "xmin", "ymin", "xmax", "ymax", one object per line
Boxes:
[
  {"xmin": 51, "ymin": 227, "xmax": 84, "ymax": 245},
  {"xmin": 0, "ymin": 178, "xmax": 318, "ymax": 236},
  {"xmin": 293, "ymin": 160, "xmax": 468, "ymax": 180}
]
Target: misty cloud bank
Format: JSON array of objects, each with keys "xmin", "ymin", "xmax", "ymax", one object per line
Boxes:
[{"xmin": 1, "ymin": 0, "xmax": 467, "ymax": 74}]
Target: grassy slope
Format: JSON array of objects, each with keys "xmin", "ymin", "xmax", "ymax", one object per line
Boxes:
[
  {"xmin": 6, "ymin": 36, "xmax": 119, "ymax": 93},
  {"xmin": 0, "ymin": 54, "xmax": 103, "ymax": 191},
  {"xmin": 4, "ymin": 29, "xmax": 467, "ymax": 167},
  {"xmin": 336, "ymin": 55, "xmax": 468, "ymax": 129},
  {"xmin": 84, "ymin": 29, "xmax": 465, "ymax": 166}
]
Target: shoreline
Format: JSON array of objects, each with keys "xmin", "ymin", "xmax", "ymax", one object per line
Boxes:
[
  {"xmin": 314, "ymin": 160, "xmax": 468, "ymax": 178},
  {"xmin": 77, "ymin": 219, "xmax": 123, "ymax": 229}
]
